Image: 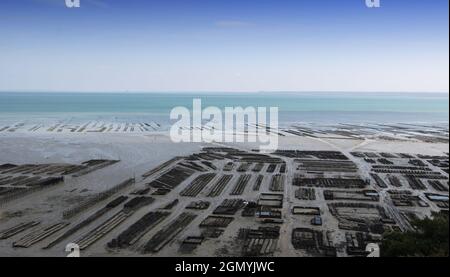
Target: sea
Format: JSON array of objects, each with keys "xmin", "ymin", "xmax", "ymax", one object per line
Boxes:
[{"xmin": 0, "ymin": 92, "xmax": 448, "ymax": 127}]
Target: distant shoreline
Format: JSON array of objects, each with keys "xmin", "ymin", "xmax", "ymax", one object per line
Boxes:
[{"xmin": 1, "ymin": 91, "xmax": 449, "ymax": 96}]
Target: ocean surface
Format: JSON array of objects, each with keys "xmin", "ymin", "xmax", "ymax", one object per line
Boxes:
[{"xmin": 0, "ymin": 92, "xmax": 448, "ymax": 125}]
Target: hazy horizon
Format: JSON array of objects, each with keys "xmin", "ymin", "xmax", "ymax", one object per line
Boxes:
[{"xmin": 0, "ymin": 90, "xmax": 448, "ymax": 95}]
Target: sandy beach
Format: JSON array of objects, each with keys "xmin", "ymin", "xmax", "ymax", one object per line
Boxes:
[{"xmin": 0, "ymin": 122, "xmax": 448, "ymax": 257}]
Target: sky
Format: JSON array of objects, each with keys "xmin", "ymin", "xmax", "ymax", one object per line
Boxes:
[{"xmin": 0, "ymin": 0, "xmax": 448, "ymax": 93}]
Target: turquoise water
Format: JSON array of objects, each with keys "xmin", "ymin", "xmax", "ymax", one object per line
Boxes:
[{"xmin": 0, "ymin": 92, "xmax": 448, "ymax": 124}]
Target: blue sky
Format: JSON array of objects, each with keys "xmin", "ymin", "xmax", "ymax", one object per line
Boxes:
[{"xmin": 0, "ymin": 0, "xmax": 448, "ymax": 92}]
